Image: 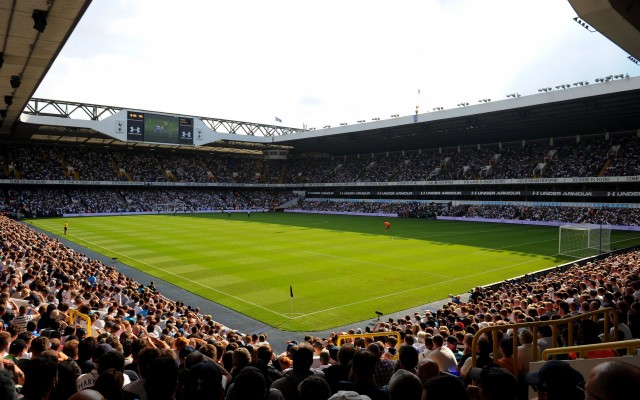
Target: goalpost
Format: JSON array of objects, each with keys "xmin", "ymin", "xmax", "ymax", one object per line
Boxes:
[{"xmin": 558, "ymin": 224, "xmax": 611, "ymax": 258}]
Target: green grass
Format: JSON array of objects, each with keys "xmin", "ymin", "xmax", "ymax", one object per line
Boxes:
[{"xmin": 28, "ymin": 214, "xmax": 640, "ymax": 331}]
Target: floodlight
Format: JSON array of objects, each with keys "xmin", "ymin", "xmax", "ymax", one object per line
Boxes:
[{"xmin": 32, "ymin": 10, "xmax": 48, "ymax": 33}]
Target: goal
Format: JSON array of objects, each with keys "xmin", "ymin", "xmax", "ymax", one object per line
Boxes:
[{"xmin": 558, "ymin": 224, "xmax": 611, "ymax": 258}]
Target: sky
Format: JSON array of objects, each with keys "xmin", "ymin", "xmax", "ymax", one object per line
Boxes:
[{"xmin": 33, "ymin": 0, "xmax": 637, "ymax": 130}]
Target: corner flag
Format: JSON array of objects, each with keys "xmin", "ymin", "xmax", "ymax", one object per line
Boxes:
[{"xmin": 290, "ymin": 285, "xmax": 294, "ymax": 298}]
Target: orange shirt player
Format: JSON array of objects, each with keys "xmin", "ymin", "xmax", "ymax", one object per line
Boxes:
[{"xmin": 384, "ymin": 221, "xmax": 391, "ymax": 231}]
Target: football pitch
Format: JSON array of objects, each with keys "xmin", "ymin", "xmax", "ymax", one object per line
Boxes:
[{"xmin": 29, "ymin": 213, "xmax": 640, "ymax": 331}]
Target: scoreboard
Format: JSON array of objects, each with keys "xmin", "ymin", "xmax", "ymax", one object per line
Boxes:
[{"xmin": 126, "ymin": 111, "xmax": 194, "ymax": 145}]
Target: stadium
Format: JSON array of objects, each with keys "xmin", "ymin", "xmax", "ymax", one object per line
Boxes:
[{"xmin": 1, "ymin": 1, "xmax": 640, "ymax": 399}]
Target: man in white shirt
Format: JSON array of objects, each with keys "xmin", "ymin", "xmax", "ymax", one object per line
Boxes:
[{"xmin": 427, "ymin": 334, "xmax": 458, "ymax": 374}]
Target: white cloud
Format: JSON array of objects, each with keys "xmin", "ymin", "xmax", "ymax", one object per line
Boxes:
[{"xmin": 34, "ymin": 0, "xmax": 636, "ymax": 129}]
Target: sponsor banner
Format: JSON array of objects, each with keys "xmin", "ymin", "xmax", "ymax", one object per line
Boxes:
[
  {"xmin": 63, "ymin": 208, "xmax": 268, "ymax": 217},
  {"xmin": 307, "ymin": 190, "xmax": 637, "ymax": 198},
  {"xmin": 285, "ymin": 209, "xmax": 398, "ymax": 217},
  {"xmin": 2, "ymin": 175, "xmax": 640, "ymax": 188},
  {"xmin": 437, "ymin": 216, "xmax": 640, "ymax": 231},
  {"xmin": 449, "ymin": 200, "xmax": 640, "ymax": 208},
  {"xmin": 301, "ymin": 175, "xmax": 640, "ymax": 187}
]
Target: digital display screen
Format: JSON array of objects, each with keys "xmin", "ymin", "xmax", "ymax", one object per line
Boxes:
[{"xmin": 126, "ymin": 111, "xmax": 194, "ymax": 145}]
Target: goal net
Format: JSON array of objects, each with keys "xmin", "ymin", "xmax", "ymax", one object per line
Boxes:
[{"xmin": 558, "ymin": 224, "xmax": 611, "ymax": 258}]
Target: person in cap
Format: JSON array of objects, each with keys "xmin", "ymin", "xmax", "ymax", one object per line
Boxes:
[
  {"xmin": 4, "ymin": 339, "xmax": 27, "ymax": 363},
  {"xmin": 468, "ymin": 363, "xmax": 518, "ymax": 400},
  {"xmin": 445, "ymin": 336, "xmax": 463, "ymax": 363},
  {"xmin": 68, "ymin": 389, "xmax": 105, "ymax": 400},
  {"xmin": 76, "ymin": 343, "xmax": 114, "ymax": 391},
  {"xmin": 582, "ymin": 360, "xmax": 640, "ymax": 400},
  {"xmin": 328, "ymin": 391, "xmax": 372, "ymax": 400},
  {"xmin": 525, "ymin": 360, "xmax": 584, "ymax": 400}
]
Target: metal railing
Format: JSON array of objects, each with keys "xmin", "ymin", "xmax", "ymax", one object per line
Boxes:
[
  {"xmin": 471, "ymin": 308, "xmax": 619, "ymax": 373},
  {"xmin": 68, "ymin": 309, "xmax": 92, "ymax": 337},
  {"xmin": 542, "ymin": 339, "xmax": 640, "ymax": 359}
]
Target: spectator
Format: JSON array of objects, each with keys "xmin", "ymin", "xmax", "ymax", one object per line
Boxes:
[
  {"xmin": 525, "ymin": 360, "xmax": 584, "ymax": 400},
  {"xmin": 271, "ymin": 344, "xmax": 319, "ymax": 400},
  {"xmin": 182, "ymin": 360, "xmax": 224, "ymax": 400},
  {"xmin": 229, "ymin": 366, "xmax": 285, "ymax": 400},
  {"xmin": 298, "ymin": 375, "xmax": 331, "ymax": 400},
  {"xmin": 495, "ymin": 338, "xmax": 516, "ymax": 377},
  {"xmin": 427, "ymin": 335, "xmax": 458, "ymax": 375},
  {"xmin": 366, "ymin": 343, "xmax": 394, "ymax": 387},
  {"xmin": 388, "ymin": 369, "xmax": 422, "ymax": 400},
  {"xmin": 422, "ymin": 374, "xmax": 468, "ymax": 400},
  {"xmin": 144, "ymin": 356, "xmax": 178, "ymax": 400},
  {"xmin": 336, "ymin": 349, "xmax": 388, "ymax": 400},
  {"xmin": 417, "ymin": 360, "xmax": 440, "ymax": 384},
  {"xmin": 516, "ymin": 329, "xmax": 540, "ymax": 375},
  {"xmin": 123, "ymin": 347, "xmax": 161, "ymax": 400},
  {"xmin": 68, "ymin": 389, "xmax": 105, "ymax": 400},
  {"xmin": 397, "ymin": 345, "xmax": 419, "ymax": 374},
  {"xmin": 582, "ymin": 360, "xmax": 640, "ymax": 400},
  {"xmin": 322, "ymin": 344, "xmax": 355, "ymax": 394},
  {"xmin": 327, "ymin": 392, "xmax": 372, "ymax": 400},
  {"xmin": 468, "ymin": 363, "xmax": 518, "ymax": 400},
  {"xmin": 20, "ymin": 357, "xmax": 59, "ymax": 400},
  {"xmin": 0, "ymin": 369, "xmax": 17, "ymax": 400},
  {"xmin": 569, "ymin": 319, "xmax": 617, "ymax": 359}
]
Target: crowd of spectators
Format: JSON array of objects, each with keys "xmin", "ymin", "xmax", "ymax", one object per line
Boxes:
[
  {"xmin": 0, "ymin": 188, "xmax": 298, "ymax": 217},
  {"xmin": 296, "ymin": 200, "xmax": 640, "ymax": 227},
  {"xmin": 2, "ymin": 133, "xmax": 640, "ymax": 398},
  {"xmin": 443, "ymin": 204, "xmax": 640, "ymax": 226},
  {"xmin": 1, "ymin": 213, "xmax": 640, "ymax": 399},
  {"xmin": 604, "ymin": 136, "xmax": 640, "ymax": 177},
  {"xmin": 3, "ymin": 187, "xmax": 640, "ymax": 226},
  {"xmin": 298, "ymin": 200, "xmax": 442, "ymax": 219},
  {"xmin": 3, "ymin": 132, "xmax": 640, "ymax": 184}
]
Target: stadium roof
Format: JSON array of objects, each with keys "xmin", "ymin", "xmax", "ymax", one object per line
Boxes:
[
  {"xmin": 0, "ymin": 0, "xmax": 92, "ymax": 137},
  {"xmin": 568, "ymin": 0, "xmax": 640, "ymax": 60},
  {"xmin": 274, "ymin": 78, "xmax": 640, "ymax": 155},
  {"xmin": 1, "ymin": 0, "xmax": 639, "ymax": 156}
]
